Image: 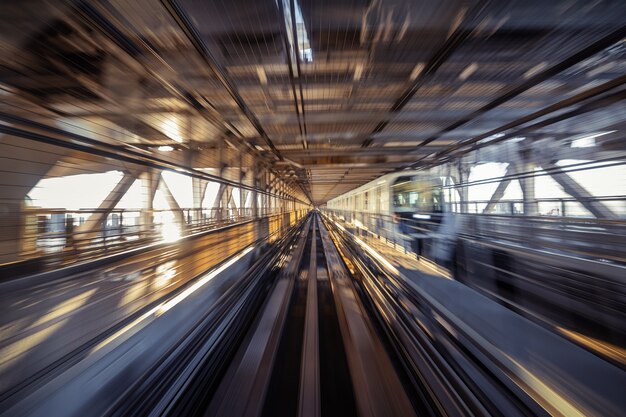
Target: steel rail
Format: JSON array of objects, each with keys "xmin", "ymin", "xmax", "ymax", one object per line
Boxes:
[
  {"xmin": 298, "ymin": 215, "xmax": 320, "ymax": 417},
  {"xmin": 317, "ymin": 215, "xmax": 417, "ymax": 417},
  {"xmin": 205, "ymin": 216, "xmax": 312, "ymax": 417}
]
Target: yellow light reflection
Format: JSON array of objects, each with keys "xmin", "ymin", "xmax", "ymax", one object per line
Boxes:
[
  {"xmin": 503, "ymin": 353, "xmax": 588, "ymax": 417},
  {"xmin": 557, "ymin": 326, "xmax": 626, "ymax": 365},
  {"xmin": 0, "ymin": 288, "xmax": 96, "ymax": 370},
  {"xmin": 91, "ymin": 246, "xmax": 255, "ymax": 353}
]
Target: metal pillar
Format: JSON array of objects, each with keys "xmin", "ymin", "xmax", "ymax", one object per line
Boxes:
[
  {"xmin": 519, "ymin": 163, "xmax": 538, "ymax": 216},
  {"xmin": 141, "ymin": 168, "xmax": 160, "ymax": 235}
]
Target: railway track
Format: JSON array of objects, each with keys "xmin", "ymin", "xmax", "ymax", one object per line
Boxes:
[
  {"xmin": 105, "ymin": 212, "xmax": 424, "ymax": 417},
  {"xmin": 5, "ymin": 211, "xmax": 621, "ymax": 417}
]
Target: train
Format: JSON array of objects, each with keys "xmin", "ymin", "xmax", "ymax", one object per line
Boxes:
[
  {"xmin": 325, "ymin": 171, "xmax": 626, "ymax": 354},
  {"xmin": 326, "ymin": 170, "xmax": 460, "ymax": 264}
]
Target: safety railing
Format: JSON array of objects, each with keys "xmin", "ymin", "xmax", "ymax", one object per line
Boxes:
[
  {"xmin": 2, "ymin": 207, "xmax": 306, "ymax": 271},
  {"xmin": 455, "ymin": 195, "xmax": 626, "ymax": 217},
  {"xmin": 322, "ymin": 208, "xmax": 626, "ymax": 264}
]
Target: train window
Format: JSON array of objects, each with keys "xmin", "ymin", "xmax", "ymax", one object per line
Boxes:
[{"xmin": 392, "ymin": 176, "xmax": 443, "ymax": 212}]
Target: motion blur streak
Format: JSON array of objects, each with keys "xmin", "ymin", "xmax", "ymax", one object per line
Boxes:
[
  {"xmin": 0, "ymin": 0, "xmax": 625, "ymax": 416},
  {"xmin": 0, "ymin": 289, "xmax": 96, "ymax": 369}
]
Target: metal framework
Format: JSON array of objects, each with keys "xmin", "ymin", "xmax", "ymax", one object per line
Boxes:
[{"xmin": 0, "ymin": 0, "xmax": 625, "ymax": 263}]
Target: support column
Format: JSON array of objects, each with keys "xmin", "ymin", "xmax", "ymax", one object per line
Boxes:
[
  {"xmin": 252, "ymin": 164, "xmax": 259, "ymax": 218},
  {"xmin": 519, "ymin": 163, "xmax": 538, "ymax": 216},
  {"xmin": 141, "ymin": 168, "xmax": 159, "ymax": 235},
  {"xmin": 214, "ymin": 184, "xmax": 226, "ymax": 221},
  {"xmin": 456, "ymin": 163, "xmax": 470, "ymax": 214},
  {"xmin": 0, "ymin": 135, "xmax": 68, "ymax": 262},
  {"xmin": 192, "ymin": 177, "xmax": 207, "ymax": 224}
]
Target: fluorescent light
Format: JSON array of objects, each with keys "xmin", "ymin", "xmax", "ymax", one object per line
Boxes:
[
  {"xmin": 448, "ymin": 7, "xmax": 467, "ymax": 37},
  {"xmin": 412, "ymin": 214, "xmax": 431, "ymax": 220},
  {"xmin": 571, "ymin": 130, "xmax": 616, "ymax": 148},
  {"xmin": 409, "ymin": 63, "xmax": 425, "ymax": 80},
  {"xmin": 459, "ymin": 63, "xmax": 478, "ymax": 81},
  {"xmin": 587, "ymin": 62, "xmax": 616, "ymax": 78},
  {"xmin": 354, "ymin": 63, "xmax": 365, "ymax": 81},
  {"xmin": 477, "ymin": 132, "xmax": 505, "ymax": 144},
  {"xmin": 161, "ymin": 118, "xmax": 183, "ymax": 143},
  {"xmin": 523, "ymin": 62, "xmax": 548, "ymax": 79},
  {"xmin": 157, "ymin": 145, "xmax": 175, "ymax": 152},
  {"xmin": 256, "ymin": 66, "xmax": 268, "ymax": 85}
]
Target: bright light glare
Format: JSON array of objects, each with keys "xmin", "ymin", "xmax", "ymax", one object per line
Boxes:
[
  {"xmin": 161, "ymin": 118, "xmax": 183, "ymax": 143},
  {"xmin": 158, "ymin": 145, "xmax": 175, "ymax": 151},
  {"xmin": 329, "ymin": 216, "xmax": 398, "ymax": 275},
  {"xmin": 161, "ymin": 223, "xmax": 181, "ymax": 242},
  {"xmin": 571, "ymin": 131, "xmax": 615, "ymax": 148},
  {"xmin": 28, "ymin": 171, "xmax": 123, "ymax": 210}
]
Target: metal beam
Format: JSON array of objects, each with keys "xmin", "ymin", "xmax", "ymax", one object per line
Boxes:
[
  {"xmin": 281, "ymin": 146, "xmax": 447, "ymax": 158},
  {"xmin": 414, "ymin": 25, "xmax": 626, "ymax": 151},
  {"xmin": 415, "ymin": 75, "xmax": 626, "ymax": 167},
  {"xmin": 543, "ymin": 162, "xmax": 617, "ymax": 219},
  {"xmin": 275, "ymin": 0, "xmax": 307, "ymax": 147},
  {"xmin": 0, "ymin": 116, "xmax": 308, "ymax": 205},
  {"xmin": 361, "ymin": 0, "xmax": 490, "ymax": 147},
  {"xmin": 161, "ymin": 0, "xmax": 283, "ymax": 159},
  {"xmin": 75, "ymin": 171, "xmax": 139, "ymax": 237},
  {"xmin": 483, "ymin": 164, "xmax": 516, "ymax": 214}
]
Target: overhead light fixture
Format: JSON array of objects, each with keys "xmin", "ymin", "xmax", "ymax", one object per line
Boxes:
[
  {"xmin": 571, "ymin": 130, "xmax": 616, "ymax": 148},
  {"xmin": 161, "ymin": 118, "xmax": 183, "ymax": 143},
  {"xmin": 354, "ymin": 63, "xmax": 365, "ymax": 81},
  {"xmin": 409, "ymin": 63, "xmax": 425, "ymax": 80},
  {"xmin": 256, "ymin": 66, "xmax": 268, "ymax": 85},
  {"xmin": 477, "ymin": 132, "xmax": 505, "ymax": 144},
  {"xmin": 157, "ymin": 145, "xmax": 175, "ymax": 151},
  {"xmin": 459, "ymin": 63, "xmax": 478, "ymax": 81},
  {"xmin": 523, "ymin": 62, "xmax": 548, "ymax": 79}
]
